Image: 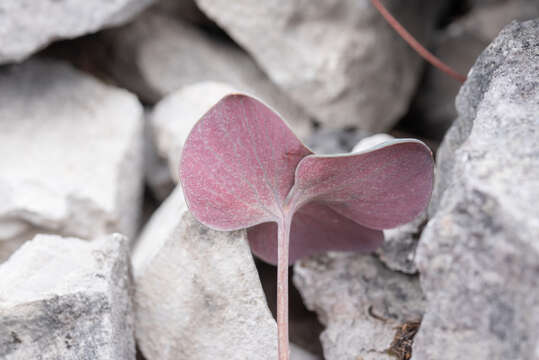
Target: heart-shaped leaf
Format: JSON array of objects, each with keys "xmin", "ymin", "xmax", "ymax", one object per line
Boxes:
[
  {"xmin": 179, "ymin": 94, "xmax": 434, "ymax": 360},
  {"xmin": 179, "ymin": 94, "xmax": 312, "ymax": 231}
]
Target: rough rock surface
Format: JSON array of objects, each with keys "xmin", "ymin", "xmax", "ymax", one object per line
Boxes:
[
  {"xmin": 414, "ymin": 20, "xmax": 539, "ymax": 360},
  {"xmin": 100, "ymin": 11, "xmax": 311, "ymax": 137},
  {"xmin": 409, "ymin": 0, "xmax": 539, "ymax": 139},
  {"xmin": 0, "ymin": 58, "xmax": 144, "ymax": 262},
  {"xmin": 294, "ymin": 253, "xmax": 425, "ymax": 360},
  {"xmin": 0, "ymin": 0, "xmax": 153, "ymax": 64},
  {"xmin": 132, "ymin": 185, "xmax": 277, "ymax": 359},
  {"xmin": 147, "ymin": 82, "xmax": 237, "ymax": 197},
  {"xmin": 376, "ymin": 211, "xmax": 426, "ymax": 274},
  {"xmin": 0, "ymin": 233, "xmax": 134, "ymax": 359},
  {"xmin": 195, "ymin": 0, "xmax": 444, "ymax": 130}
]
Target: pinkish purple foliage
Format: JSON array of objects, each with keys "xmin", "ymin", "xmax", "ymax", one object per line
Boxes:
[{"xmin": 179, "ymin": 94, "xmax": 434, "ymax": 265}]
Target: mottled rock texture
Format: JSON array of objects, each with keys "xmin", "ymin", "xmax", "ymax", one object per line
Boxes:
[
  {"xmin": 0, "ymin": 58, "xmax": 144, "ymax": 262},
  {"xmin": 294, "ymin": 253, "xmax": 425, "ymax": 360},
  {"xmin": 0, "ymin": 0, "xmax": 153, "ymax": 64},
  {"xmin": 195, "ymin": 0, "xmax": 445, "ymax": 130},
  {"xmin": 132, "ymin": 185, "xmax": 277, "ymax": 359},
  {"xmin": 0, "ymin": 233, "xmax": 135, "ymax": 360},
  {"xmin": 414, "ymin": 19, "xmax": 539, "ymax": 360}
]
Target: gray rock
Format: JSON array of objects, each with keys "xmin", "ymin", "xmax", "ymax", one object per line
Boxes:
[
  {"xmin": 100, "ymin": 11, "xmax": 311, "ymax": 137},
  {"xmin": 0, "ymin": 0, "xmax": 153, "ymax": 64},
  {"xmin": 458, "ymin": 0, "xmax": 538, "ymax": 42},
  {"xmin": 132, "ymin": 185, "xmax": 278, "ymax": 359},
  {"xmin": 306, "ymin": 128, "xmax": 372, "ymax": 155},
  {"xmin": 153, "ymin": 0, "xmax": 213, "ymax": 26},
  {"xmin": 376, "ymin": 210, "xmax": 427, "ymax": 274},
  {"xmin": 194, "ymin": 0, "xmax": 445, "ymax": 130},
  {"xmin": 410, "ymin": 0, "xmax": 539, "ymax": 139},
  {"xmin": 294, "ymin": 253, "xmax": 425, "ymax": 360},
  {"xmin": 290, "ymin": 344, "xmax": 321, "ymax": 360},
  {"xmin": 414, "ymin": 20, "xmax": 539, "ymax": 360},
  {"xmin": 0, "ymin": 233, "xmax": 135, "ymax": 360},
  {"xmin": 0, "ymin": 58, "xmax": 144, "ymax": 262}
]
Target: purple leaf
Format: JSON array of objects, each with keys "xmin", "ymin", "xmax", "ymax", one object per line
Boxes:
[
  {"xmin": 180, "ymin": 94, "xmax": 433, "ymax": 259},
  {"xmin": 179, "ymin": 94, "xmax": 311, "ymax": 231},
  {"xmin": 292, "ymin": 140, "xmax": 434, "ymax": 230},
  {"xmin": 179, "ymin": 93, "xmax": 434, "ymax": 360}
]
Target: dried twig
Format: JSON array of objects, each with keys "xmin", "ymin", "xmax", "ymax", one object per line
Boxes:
[{"xmin": 370, "ymin": 0, "xmax": 466, "ymax": 83}]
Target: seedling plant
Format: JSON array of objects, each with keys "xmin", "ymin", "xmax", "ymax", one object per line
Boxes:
[{"xmin": 179, "ymin": 94, "xmax": 434, "ymax": 360}]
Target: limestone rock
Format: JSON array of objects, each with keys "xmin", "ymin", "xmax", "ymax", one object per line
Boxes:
[
  {"xmin": 147, "ymin": 82, "xmax": 237, "ymax": 196},
  {"xmin": 0, "ymin": 0, "xmax": 153, "ymax": 64},
  {"xmin": 132, "ymin": 185, "xmax": 277, "ymax": 359},
  {"xmin": 414, "ymin": 20, "xmax": 539, "ymax": 360},
  {"xmin": 409, "ymin": 0, "xmax": 539, "ymax": 140},
  {"xmin": 194, "ymin": 0, "xmax": 445, "ymax": 130},
  {"xmin": 0, "ymin": 233, "xmax": 135, "ymax": 359},
  {"xmin": 294, "ymin": 253, "xmax": 425, "ymax": 360},
  {"xmin": 376, "ymin": 210, "xmax": 426, "ymax": 274},
  {"xmin": 0, "ymin": 58, "xmax": 144, "ymax": 262},
  {"xmin": 144, "ymin": 109, "xmax": 176, "ymax": 201},
  {"xmin": 100, "ymin": 11, "xmax": 311, "ymax": 137},
  {"xmin": 306, "ymin": 128, "xmax": 371, "ymax": 155}
]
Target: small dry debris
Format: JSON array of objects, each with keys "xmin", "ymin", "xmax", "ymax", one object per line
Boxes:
[{"xmin": 387, "ymin": 321, "xmax": 421, "ymax": 360}]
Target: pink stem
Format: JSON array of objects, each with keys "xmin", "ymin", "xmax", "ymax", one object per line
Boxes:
[
  {"xmin": 276, "ymin": 217, "xmax": 291, "ymax": 360},
  {"xmin": 370, "ymin": 0, "xmax": 467, "ymax": 83}
]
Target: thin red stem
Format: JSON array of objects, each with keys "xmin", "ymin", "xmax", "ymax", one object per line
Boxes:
[
  {"xmin": 276, "ymin": 217, "xmax": 291, "ymax": 360},
  {"xmin": 369, "ymin": 0, "xmax": 466, "ymax": 83}
]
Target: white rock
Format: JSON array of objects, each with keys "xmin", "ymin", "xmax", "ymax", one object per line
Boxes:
[
  {"xmin": 306, "ymin": 128, "xmax": 372, "ymax": 155},
  {"xmin": 194, "ymin": 0, "xmax": 445, "ymax": 130},
  {"xmin": 294, "ymin": 253, "xmax": 425, "ymax": 360},
  {"xmin": 132, "ymin": 185, "xmax": 278, "ymax": 359},
  {"xmin": 0, "ymin": 58, "xmax": 144, "ymax": 262},
  {"xmin": 101, "ymin": 11, "xmax": 311, "ymax": 137},
  {"xmin": 0, "ymin": 233, "xmax": 135, "ymax": 359},
  {"xmin": 150, "ymin": 82, "xmax": 237, "ymax": 188},
  {"xmin": 0, "ymin": 0, "xmax": 154, "ymax": 64}
]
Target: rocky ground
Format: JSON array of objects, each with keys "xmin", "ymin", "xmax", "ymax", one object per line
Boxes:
[{"xmin": 0, "ymin": 0, "xmax": 537, "ymax": 359}]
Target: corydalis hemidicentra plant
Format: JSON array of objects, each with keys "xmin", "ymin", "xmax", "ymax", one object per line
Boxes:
[{"xmin": 179, "ymin": 94, "xmax": 434, "ymax": 360}]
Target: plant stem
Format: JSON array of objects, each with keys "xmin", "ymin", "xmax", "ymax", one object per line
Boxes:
[
  {"xmin": 276, "ymin": 216, "xmax": 291, "ymax": 360},
  {"xmin": 369, "ymin": 0, "xmax": 467, "ymax": 83}
]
